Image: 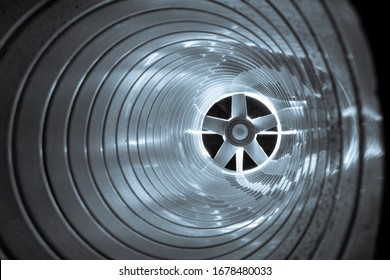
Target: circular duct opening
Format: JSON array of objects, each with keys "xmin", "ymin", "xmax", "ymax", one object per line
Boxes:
[
  {"xmin": 0, "ymin": 0, "xmax": 383, "ymax": 259},
  {"xmin": 201, "ymin": 94, "xmax": 279, "ymax": 172}
]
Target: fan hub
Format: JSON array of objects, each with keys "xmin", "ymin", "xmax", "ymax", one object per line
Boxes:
[{"xmin": 225, "ymin": 118, "xmax": 255, "ymax": 147}]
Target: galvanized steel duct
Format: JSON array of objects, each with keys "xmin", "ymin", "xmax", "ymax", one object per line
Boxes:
[{"xmin": 0, "ymin": 0, "xmax": 384, "ymax": 259}]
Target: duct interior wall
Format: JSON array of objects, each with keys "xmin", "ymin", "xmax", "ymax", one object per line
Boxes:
[{"xmin": 0, "ymin": 0, "xmax": 383, "ymax": 259}]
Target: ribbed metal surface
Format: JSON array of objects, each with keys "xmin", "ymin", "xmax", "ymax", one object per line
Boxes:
[{"xmin": 0, "ymin": 0, "xmax": 383, "ymax": 259}]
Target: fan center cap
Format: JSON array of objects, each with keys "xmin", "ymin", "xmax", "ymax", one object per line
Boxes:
[
  {"xmin": 226, "ymin": 118, "xmax": 255, "ymax": 147},
  {"xmin": 232, "ymin": 124, "xmax": 248, "ymax": 140}
]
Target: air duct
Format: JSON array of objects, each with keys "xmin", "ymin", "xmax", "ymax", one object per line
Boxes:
[{"xmin": 0, "ymin": 0, "xmax": 383, "ymax": 259}]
